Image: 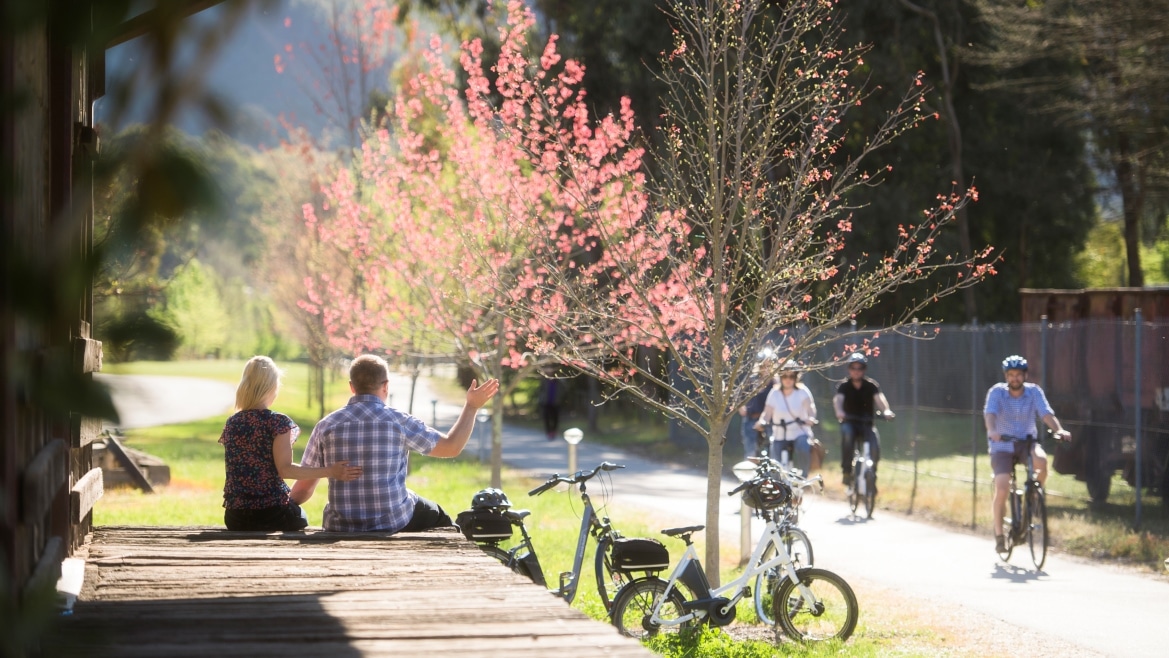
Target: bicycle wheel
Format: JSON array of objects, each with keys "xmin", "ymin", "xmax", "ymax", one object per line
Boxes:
[
  {"xmin": 863, "ymin": 470, "xmax": 876, "ymax": 519},
  {"xmin": 1027, "ymin": 486, "xmax": 1048, "ymax": 570},
  {"xmin": 479, "ymin": 545, "xmax": 537, "ymax": 584},
  {"xmin": 773, "ymin": 567, "xmax": 858, "ymax": 643},
  {"xmin": 848, "ymin": 461, "xmax": 861, "ymax": 514},
  {"xmin": 753, "ymin": 528, "xmax": 814, "ymax": 626},
  {"xmin": 611, "ymin": 577, "xmax": 691, "ymax": 639},
  {"xmin": 997, "ymin": 489, "xmax": 1018, "ymax": 562},
  {"xmin": 594, "ymin": 536, "xmax": 630, "ymax": 614}
]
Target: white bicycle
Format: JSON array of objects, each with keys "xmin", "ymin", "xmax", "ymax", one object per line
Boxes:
[
  {"xmin": 749, "ymin": 459, "xmax": 821, "ymax": 626},
  {"xmin": 610, "ymin": 473, "xmax": 857, "ymax": 643}
]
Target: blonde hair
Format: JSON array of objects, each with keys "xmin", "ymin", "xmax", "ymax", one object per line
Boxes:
[
  {"xmin": 350, "ymin": 354, "xmax": 389, "ymax": 394},
  {"xmin": 235, "ymin": 356, "xmax": 282, "ymax": 411}
]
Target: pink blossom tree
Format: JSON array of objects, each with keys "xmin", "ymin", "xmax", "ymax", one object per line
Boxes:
[{"xmin": 299, "ymin": 1, "xmax": 650, "ymax": 486}]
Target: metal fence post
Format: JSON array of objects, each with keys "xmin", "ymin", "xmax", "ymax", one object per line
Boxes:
[
  {"xmin": 1040, "ymin": 315, "xmax": 1048, "ymax": 391},
  {"xmin": 910, "ymin": 319, "xmax": 919, "ymax": 513},
  {"xmin": 1135, "ymin": 308, "xmax": 1143, "ymax": 529},
  {"xmin": 971, "ymin": 320, "xmax": 979, "ymax": 529}
]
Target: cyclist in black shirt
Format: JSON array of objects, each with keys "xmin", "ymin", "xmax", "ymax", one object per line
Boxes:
[{"xmin": 833, "ymin": 352, "xmax": 894, "ymax": 492}]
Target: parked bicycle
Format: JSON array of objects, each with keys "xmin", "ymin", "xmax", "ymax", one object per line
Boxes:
[
  {"xmin": 456, "ymin": 462, "xmax": 668, "ymax": 614},
  {"xmin": 996, "ymin": 434, "xmax": 1049, "ymax": 569},
  {"xmin": 744, "ymin": 456, "xmax": 821, "ymax": 627},
  {"xmin": 610, "ymin": 471, "xmax": 857, "ymax": 643},
  {"xmin": 844, "ymin": 411, "xmax": 891, "ymax": 519}
]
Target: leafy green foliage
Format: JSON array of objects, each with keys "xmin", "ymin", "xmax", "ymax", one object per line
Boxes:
[
  {"xmin": 1075, "ymin": 221, "xmax": 1169, "ymax": 286},
  {"xmin": 148, "ymin": 259, "xmax": 230, "ymax": 359},
  {"xmin": 94, "ymin": 128, "xmax": 303, "ymax": 361}
]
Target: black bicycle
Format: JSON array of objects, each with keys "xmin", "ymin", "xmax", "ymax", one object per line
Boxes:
[
  {"xmin": 843, "ymin": 412, "xmax": 891, "ymax": 519},
  {"xmin": 457, "ymin": 462, "xmax": 667, "ymax": 614},
  {"xmin": 997, "ymin": 434, "xmax": 1049, "ymax": 569}
]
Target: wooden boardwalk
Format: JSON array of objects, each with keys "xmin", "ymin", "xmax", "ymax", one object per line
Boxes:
[{"xmin": 49, "ymin": 526, "xmax": 652, "ymax": 657}]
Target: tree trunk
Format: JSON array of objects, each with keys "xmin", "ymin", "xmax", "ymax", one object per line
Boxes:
[
  {"xmin": 704, "ymin": 419, "xmax": 729, "ymax": 587},
  {"xmin": 900, "ymin": 0, "xmax": 977, "ymax": 320},
  {"xmin": 491, "ymin": 394, "xmax": 503, "ymax": 488},
  {"xmin": 1116, "ymin": 136, "xmax": 1145, "ymax": 287}
]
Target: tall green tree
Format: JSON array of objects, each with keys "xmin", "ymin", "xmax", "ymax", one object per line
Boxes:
[
  {"xmin": 835, "ymin": 0, "xmax": 1094, "ymax": 322},
  {"xmin": 975, "ymin": 0, "xmax": 1169, "ymax": 288}
]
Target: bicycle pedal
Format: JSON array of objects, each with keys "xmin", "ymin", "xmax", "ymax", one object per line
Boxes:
[{"xmin": 558, "ymin": 571, "xmax": 573, "ymax": 589}]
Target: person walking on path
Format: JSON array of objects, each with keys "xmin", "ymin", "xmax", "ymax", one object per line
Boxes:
[
  {"xmin": 291, "ymin": 354, "xmax": 499, "ymax": 533},
  {"xmin": 537, "ymin": 376, "xmax": 566, "ymax": 440},
  {"xmin": 220, "ymin": 356, "xmax": 362, "ymax": 532},
  {"xmin": 984, "ymin": 354, "xmax": 1070, "ymax": 554}
]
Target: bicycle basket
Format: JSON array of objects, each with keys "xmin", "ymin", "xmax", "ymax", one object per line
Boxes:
[
  {"xmin": 470, "ymin": 487, "xmax": 511, "ymax": 510},
  {"xmin": 455, "ymin": 508, "xmax": 513, "ymax": 542},
  {"xmin": 611, "ymin": 537, "xmax": 670, "ymax": 573},
  {"xmin": 741, "ymin": 477, "xmax": 792, "ymax": 510}
]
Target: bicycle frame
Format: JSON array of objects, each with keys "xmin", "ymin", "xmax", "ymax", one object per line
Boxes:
[
  {"xmin": 1005, "ymin": 436, "xmax": 1041, "ymax": 540},
  {"xmin": 853, "ymin": 442, "xmax": 873, "ymax": 495},
  {"xmin": 648, "ymin": 519, "xmax": 813, "ymax": 628},
  {"xmin": 557, "ymin": 490, "xmax": 604, "ymax": 602}
]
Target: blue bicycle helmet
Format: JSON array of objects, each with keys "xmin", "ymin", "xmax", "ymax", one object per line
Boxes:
[
  {"xmin": 1001, "ymin": 355, "xmax": 1028, "ymax": 372},
  {"xmin": 847, "ymin": 352, "xmax": 868, "ymax": 365}
]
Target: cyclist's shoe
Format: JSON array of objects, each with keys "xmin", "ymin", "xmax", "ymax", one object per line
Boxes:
[
  {"xmin": 994, "ymin": 535, "xmax": 1006, "ymax": 554},
  {"xmin": 845, "ymin": 486, "xmax": 855, "ymax": 497}
]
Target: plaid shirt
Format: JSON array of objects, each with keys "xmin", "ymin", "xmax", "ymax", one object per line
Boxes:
[
  {"xmin": 301, "ymin": 394, "xmax": 441, "ymax": 532},
  {"xmin": 984, "ymin": 383, "xmax": 1054, "ymax": 454}
]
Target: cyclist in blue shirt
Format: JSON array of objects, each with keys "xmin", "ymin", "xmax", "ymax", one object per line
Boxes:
[{"xmin": 984, "ymin": 355, "xmax": 1070, "ymax": 554}]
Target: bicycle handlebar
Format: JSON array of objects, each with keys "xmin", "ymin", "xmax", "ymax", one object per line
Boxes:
[
  {"xmin": 842, "ymin": 411, "xmax": 893, "ymax": 424},
  {"xmin": 728, "ymin": 479, "xmax": 754, "ymax": 496},
  {"xmin": 529, "ymin": 462, "xmax": 626, "ymax": 496}
]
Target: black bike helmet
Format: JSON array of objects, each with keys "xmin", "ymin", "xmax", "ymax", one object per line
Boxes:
[
  {"xmin": 847, "ymin": 352, "xmax": 868, "ymax": 365},
  {"xmin": 1001, "ymin": 355, "xmax": 1028, "ymax": 372},
  {"xmin": 741, "ymin": 477, "xmax": 793, "ymax": 510},
  {"xmin": 471, "ymin": 487, "xmax": 511, "ymax": 510}
]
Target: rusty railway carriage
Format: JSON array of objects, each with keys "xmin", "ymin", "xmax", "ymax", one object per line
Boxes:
[{"xmin": 1019, "ymin": 288, "xmax": 1169, "ymax": 506}]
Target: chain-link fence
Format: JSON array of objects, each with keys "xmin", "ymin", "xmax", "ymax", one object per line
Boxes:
[{"xmin": 785, "ymin": 317, "xmax": 1169, "ymax": 526}]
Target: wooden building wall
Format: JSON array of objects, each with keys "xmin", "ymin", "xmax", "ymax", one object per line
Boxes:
[{"xmin": 1, "ymin": 15, "xmax": 105, "ymax": 603}]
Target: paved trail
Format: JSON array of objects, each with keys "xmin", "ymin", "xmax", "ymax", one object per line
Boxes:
[{"xmin": 105, "ymin": 372, "xmax": 1167, "ymax": 658}]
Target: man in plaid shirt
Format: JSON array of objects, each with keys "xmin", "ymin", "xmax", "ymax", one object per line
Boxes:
[{"xmin": 292, "ymin": 354, "xmax": 499, "ymax": 533}]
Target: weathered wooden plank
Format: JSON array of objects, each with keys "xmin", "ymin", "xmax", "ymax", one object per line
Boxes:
[
  {"xmin": 73, "ymin": 335, "xmax": 102, "ymax": 373},
  {"xmin": 71, "ymin": 467, "xmax": 103, "ymax": 524},
  {"xmin": 54, "ymin": 527, "xmax": 653, "ymax": 657},
  {"xmin": 21, "ymin": 438, "xmax": 67, "ymax": 523},
  {"xmin": 49, "ymin": 637, "xmax": 647, "ymax": 658},
  {"xmin": 70, "ymin": 412, "xmax": 104, "ymax": 448}
]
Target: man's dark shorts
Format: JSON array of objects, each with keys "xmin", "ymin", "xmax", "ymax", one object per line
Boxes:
[
  {"xmin": 225, "ymin": 503, "xmax": 309, "ymax": 531},
  {"xmin": 400, "ymin": 495, "xmax": 453, "ymax": 532},
  {"xmin": 990, "ymin": 440, "xmax": 1047, "ymax": 476}
]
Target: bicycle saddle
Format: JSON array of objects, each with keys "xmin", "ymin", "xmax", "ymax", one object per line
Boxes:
[{"xmin": 661, "ymin": 525, "xmax": 704, "ymax": 537}]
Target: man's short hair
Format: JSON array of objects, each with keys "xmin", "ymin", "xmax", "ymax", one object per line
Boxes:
[{"xmin": 350, "ymin": 354, "xmax": 389, "ymax": 394}]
